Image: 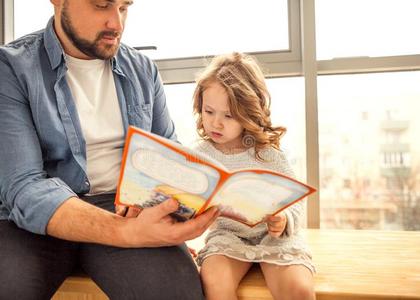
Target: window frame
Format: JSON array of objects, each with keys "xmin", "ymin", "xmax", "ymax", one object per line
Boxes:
[
  {"xmin": 156, "ymin": 0, "xmax": 302, "ymax": 83},
  {"xmin": 0, "ymin": 0, "xmax": 13, "ymax": 45}
]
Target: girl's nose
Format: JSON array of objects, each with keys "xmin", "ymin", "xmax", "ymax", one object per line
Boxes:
[{"xmin": 212, "ymin": 116, "xmax": 223, "ymax": 129}]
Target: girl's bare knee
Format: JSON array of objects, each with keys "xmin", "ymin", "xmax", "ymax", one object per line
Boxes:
[
  {"xmin": 201, "ymin": 265, "xmax": 239, "ymax": 299},
  {"xmin": 289, "ymin": 281, "xmax": 315, "ymax": 300}
]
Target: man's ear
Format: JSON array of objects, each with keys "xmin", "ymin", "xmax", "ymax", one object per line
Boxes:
[{"xmin": 50, "ymin": 0, "xmax": 61, "ymax": 7}]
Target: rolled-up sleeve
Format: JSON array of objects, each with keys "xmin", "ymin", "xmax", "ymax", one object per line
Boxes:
[{"xmin": 0, "ymin": 55, "xmax": 76, "ymax": 235}]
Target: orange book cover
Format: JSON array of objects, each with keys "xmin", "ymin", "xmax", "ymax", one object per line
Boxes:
[{"xmin": 115, "ymin": 126, "xmax": 316, "ymax": 227}]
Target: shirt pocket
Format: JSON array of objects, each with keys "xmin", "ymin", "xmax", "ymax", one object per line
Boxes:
[{"xmin": 127, "ymin": 103, "xmax": 153, "ymax": 131}]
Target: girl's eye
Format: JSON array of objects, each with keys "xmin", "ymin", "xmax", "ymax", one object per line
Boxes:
[
  {"xmin": 204, "ymin": 110, "xmax": 213, "ymax": 114},
  {"xmin": 225, "ymin": 115, "xmax": 232, "ymax": 118}
]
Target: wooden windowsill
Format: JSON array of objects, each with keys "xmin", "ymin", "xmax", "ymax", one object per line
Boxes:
[{"xmin": 53, "ymin": 229, "xmax": 420, "ymax": 300}]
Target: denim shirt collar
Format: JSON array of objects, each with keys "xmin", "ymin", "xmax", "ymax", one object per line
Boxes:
[
  {"xmin": 43, "ymin": 17, "xmax": 65, "ymax": 70},
  {"xmin": 111, "ymin": 54, "xmax": 124, "ymax": 75},
  {"xmin": 43, "ymin": 17, "xmax": 124, "ymax": 75}
]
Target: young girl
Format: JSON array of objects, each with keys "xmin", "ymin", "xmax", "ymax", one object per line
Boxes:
[{"xmin": 192, "ymin": 52, "xmax": 315, "ymax": 300}]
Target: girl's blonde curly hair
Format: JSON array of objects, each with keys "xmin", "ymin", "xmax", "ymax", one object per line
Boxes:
[{"xmin": 193, "ymin": 52, "xmax": 286, "ymax": 161}]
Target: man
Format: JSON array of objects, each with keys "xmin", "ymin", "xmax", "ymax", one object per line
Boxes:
[{"xmin": 0, "ymin": 1, "xmax": 219, "ymax": 299}]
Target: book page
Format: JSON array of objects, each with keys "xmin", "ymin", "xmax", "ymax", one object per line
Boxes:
[
  {"xmin": 209, "ymin": 171, "xmax": 312, "ymax": 226},
  {"xmin": 142, "ymin": 130, "xmax": 227, "ymax": 171},
  {"xmin": 117, "ymin": 131, "xmax": 222, "ymax": 220}
]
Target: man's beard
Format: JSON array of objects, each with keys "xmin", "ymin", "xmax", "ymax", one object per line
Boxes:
[{"xmin": 61, "ymin": 2, "xmax": 121, "ymax": 59}]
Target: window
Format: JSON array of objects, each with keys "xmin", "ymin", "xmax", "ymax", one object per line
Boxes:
[
  {"xmin": 123, "ymin": 0, "xmax": 290, "ymax": 60},
  {"xmin": 14, "ymin": 0, "xmax": 53, "ymax": 39},
  {"xmin": 13, "ymin": 0, "xmax": 290, "ymax": 59},
  {"xmin": 315, "ymin": 0, "xmax": 420, "ymax": 59},
  {"xmin": 318, "ymin": 71, "xmax": 420, "ymax": 230},
  {"xmin": 12, "ymin": 0, "xmax": 301, "ymax": 82}
]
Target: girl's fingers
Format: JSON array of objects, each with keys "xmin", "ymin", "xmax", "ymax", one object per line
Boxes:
[
  {"xmin": 266, "ymin": 212, "xmax": 287, "ymax": 237},
  {"xmin": 267, "ymin": 218, "xmax": 286, "ymax": 229},
  {"xmin": 188, "ymin": 247, "xmax": 198, "ymax": 258},
  {"xmin": 266, "ymin": 216, "xmax": 283, "ymax": 222},
  {"xmin": 268, "ymin": 230, "xmax": 283, "ymax": 238}
]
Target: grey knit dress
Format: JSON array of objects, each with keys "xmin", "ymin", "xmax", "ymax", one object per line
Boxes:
[{"xmin": 194, "ymin": 141, "xmax": 315, "ymax": 273}]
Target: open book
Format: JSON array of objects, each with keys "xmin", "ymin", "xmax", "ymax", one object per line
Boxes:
[{"xmin": 115, "ymin": 126, "xmax": 316, "ymax": 227}]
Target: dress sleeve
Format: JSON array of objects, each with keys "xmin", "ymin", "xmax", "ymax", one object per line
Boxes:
[{"xmin": 273, "ymin": 150, "xmax": 305, "ymax": 237}]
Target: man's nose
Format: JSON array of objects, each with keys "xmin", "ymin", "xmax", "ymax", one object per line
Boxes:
[{"xmin": 106, "ymin": 9, "xmax": 124, "ymax": 32}]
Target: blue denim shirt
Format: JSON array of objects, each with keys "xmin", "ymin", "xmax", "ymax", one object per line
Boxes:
[{"xmin": 0, "ymin": 18, "xmax": 177, "ymax": 234}]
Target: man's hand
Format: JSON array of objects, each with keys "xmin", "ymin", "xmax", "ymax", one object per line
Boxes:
[
  {"xmin": 265, "ymin": 212, "xmax": 287, "ymax": 238},
  {"xmin": 115, "ymin": 204, "xmax": 142, "ymax": 218},
  {"xmin": 47, "ymin": 197, "xmax": 219, "ymax": 248},
  {"xmin": 119, "ymin": 198, "xmax": 220, "ymax": 248}
]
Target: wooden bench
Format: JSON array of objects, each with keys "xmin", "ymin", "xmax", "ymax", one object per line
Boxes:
[{"xmin": 52, "ymin": 229, "xmax": 420, "ymax": 300}]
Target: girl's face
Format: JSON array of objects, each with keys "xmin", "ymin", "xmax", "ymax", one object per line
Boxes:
[{"xmin": 201, "ymin": 81, "xmax": 244, "ymax": 151}]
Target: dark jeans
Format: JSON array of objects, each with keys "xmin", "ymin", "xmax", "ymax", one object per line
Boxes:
[{"xmin": 0, "ymin": 194, "xmax": 204, "ymax": 300}]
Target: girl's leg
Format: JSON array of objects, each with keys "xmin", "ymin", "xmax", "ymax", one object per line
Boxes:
[
  {"xmin": 260, "ymin": 263, "xmax": 315, "ymax": 300},
  {"xmin": 201, "ymin": 255, "xmax": 253, "ymax": 300}
]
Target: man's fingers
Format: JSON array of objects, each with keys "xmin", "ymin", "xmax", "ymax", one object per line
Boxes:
[
  {"xmin": 115, "ymin": 205, "xmax": 128, "ymax": 216},
  {"xmin": 147, "ymin": 198, "xmax": 179, "ymax": 220},
  {"xmin": 172, "ymin": 206, "xmax": 220, "ymax": 242},
  {"xmin": 125, "ymin": 207, "xmax": 142, "ymax": 218},
  {"xmin": 161, "ymin": 215, "xmax": 176, "ymax": 224},
  {"xmin": 130, "ymin": 203, "xmax": 218, "ymax": 247},
  {"xmin": 115, "ymin": 205, "xmax": 143, "ymax": 218}
]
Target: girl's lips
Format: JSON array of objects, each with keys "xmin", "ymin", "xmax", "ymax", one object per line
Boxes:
[{"xmin": 211, "ymin": 132, "xmax": 223, "ymax": 138}]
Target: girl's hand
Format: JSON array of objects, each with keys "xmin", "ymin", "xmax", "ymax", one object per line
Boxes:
[
  {"xmin": 188, "ymin": 247, "xmax": 198, "ymax": 258},
  {"xmin": 266, "ymin": 212, "xmax": 287, "ymax": 237}
]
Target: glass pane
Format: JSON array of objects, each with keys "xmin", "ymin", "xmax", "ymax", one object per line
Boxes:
[
  {"xmin": 13, "ymin": 1, "xmax": 289, "ymax": 60},
  {"xmin": 318, "ymin": 71, "xmax": 420, "ymax": 230},
  {"xmin": 14, "ymin": 0, "xmax": 53, "ymax": 39},
  {"xmin": 316, "ymin": 0, "xmax": 420, "ymax": 59},
  {"xmin": 163, "ymin": 83, "xmax": 198, "ymax": 146},
  {"xmin": 124, "ymin": 0, "xmax": 289, "ymax": 59},
  {"xmin": 164, "ymin": 77, "xmax": 306, "ymax": 180},
  {"xmin": 267, "ymin": 78, "xmax": 306, "ymax": 181}
]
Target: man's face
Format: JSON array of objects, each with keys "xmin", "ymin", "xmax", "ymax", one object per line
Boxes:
[{"xmin": 58, "ymin": 0, "xmax": 133, "ymax": 59}]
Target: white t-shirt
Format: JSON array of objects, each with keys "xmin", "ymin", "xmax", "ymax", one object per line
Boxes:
[{"xmin": 65, "ymin": 55, "xmax": 124, "ymax": 195}]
